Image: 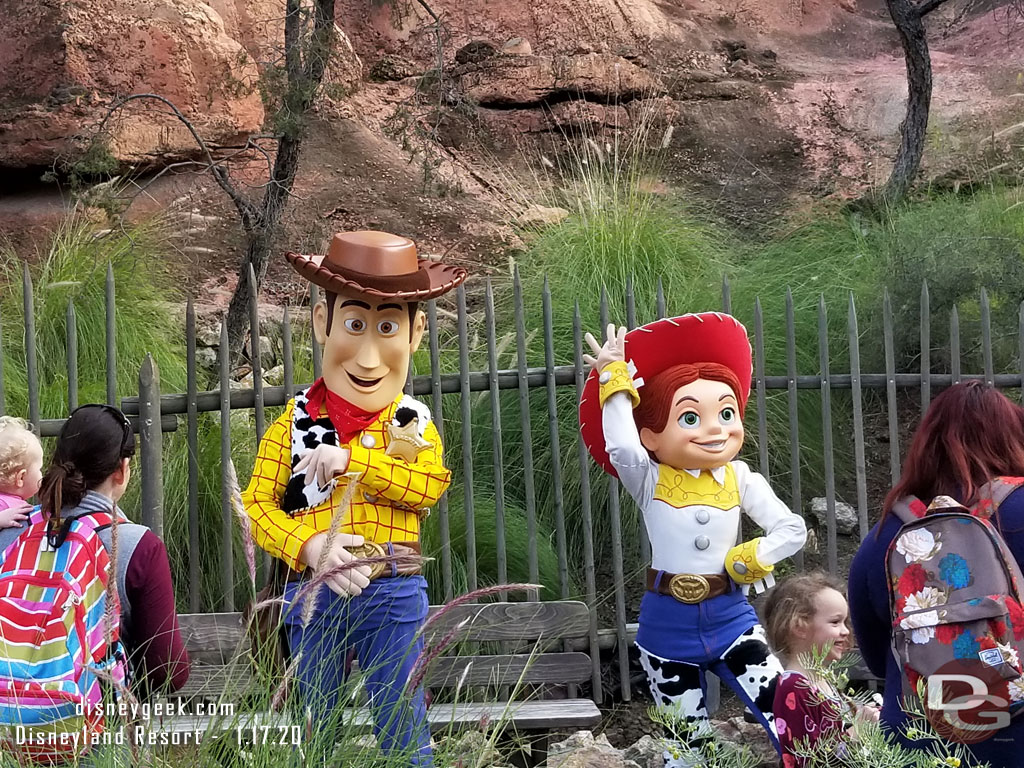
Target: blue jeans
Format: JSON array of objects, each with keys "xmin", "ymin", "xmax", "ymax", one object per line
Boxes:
[
  {"xmin": 636, "ymin": 581, "xmax": 782, "ymax": 755},
  {"xmin": 283, "ymin": 574, "xmax": 432, "ymax": 765}
]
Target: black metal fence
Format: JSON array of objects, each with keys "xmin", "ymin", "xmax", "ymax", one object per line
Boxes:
[{"xmin": 5, "ymin": 260, "xmax": 1021, "ymax": 703}]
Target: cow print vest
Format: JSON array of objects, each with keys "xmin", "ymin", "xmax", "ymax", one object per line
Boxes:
[{"xmin": 281, "ymin": 388, "xmax": 433, "ymax": 515}]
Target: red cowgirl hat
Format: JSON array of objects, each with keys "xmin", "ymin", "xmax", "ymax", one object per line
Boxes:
[{"xmin": 579, "ymin": 312, "xmax": 753, "ymax": 477}]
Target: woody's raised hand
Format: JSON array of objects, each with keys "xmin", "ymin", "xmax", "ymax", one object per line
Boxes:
[
  {"xmin": 583, "ymin": 324, "xmax": 628, "ymax": 373},
  {"xmin": 294, "ymin": 444, "xmax": 352, "ymax": 489}
]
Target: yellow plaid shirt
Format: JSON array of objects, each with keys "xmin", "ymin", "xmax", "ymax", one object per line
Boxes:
[{"xmin": 242, "ymin": 395, "xmax": 452, "ymax": 571}]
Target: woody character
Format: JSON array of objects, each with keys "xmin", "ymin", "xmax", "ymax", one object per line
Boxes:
[
  {"xmin": 580, "ymin": 314, "xmax": 807, "ymax": 767},
  {"xmin": 243, "ymin": 231, "xmax": 466, "ymax": 765}
]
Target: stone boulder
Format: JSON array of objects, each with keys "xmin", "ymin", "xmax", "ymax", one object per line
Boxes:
[
  {"xmin": 517, "ymin": 204, "xmax": 570, "ymax": 227},
  {"xmin": 457, "ymin": 52, "xmax": 663, "ymax": 108},
  {"xmin": 501, "ymin": 36, "xmax": 533, "ymax": 56},
  {"xmin": 0, "ymin": 0, "xmax": 264, "ymax": 168},
  {"xmin": 808, "ymin": 497, "xmax": 860, "ymax": 535},
  {"xmin": 545, "ymin": 732, "xmax": 640, "ymax": 768}
]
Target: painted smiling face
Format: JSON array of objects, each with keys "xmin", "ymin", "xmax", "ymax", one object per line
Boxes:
[
  {"xmin": 639, "ymin": 378, "xmax": 744, "ymax": 470},
  {"xmin": 313, "ymin": 286, "xmax": 426, "ymax": 412}
]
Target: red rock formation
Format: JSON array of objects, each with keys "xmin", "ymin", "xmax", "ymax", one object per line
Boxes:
[{"xmin": 0, "ymin": 0, "xmax": 265, "ymax": 168}]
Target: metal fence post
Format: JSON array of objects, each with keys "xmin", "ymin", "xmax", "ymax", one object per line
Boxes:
[{"xmin": 139, "ymin": 354, "xmax": 164, "ymax": 537}]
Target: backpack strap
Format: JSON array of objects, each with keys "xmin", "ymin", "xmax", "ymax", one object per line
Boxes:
[
  {"xmin": 50, "ymin": 509, "xmax": 115, "ymax": 548},
  {"xmin": 891, "ymin": 496, "xmax": 928, "ymax": 525},
  {"xmin": 975, "ymin": 477, "xmax": 1024, "ymax": 513}
]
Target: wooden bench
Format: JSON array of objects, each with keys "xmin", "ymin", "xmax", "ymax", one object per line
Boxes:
[{"xmin": 151, "ymin": 600, "xmax": 602, "ymax": 765}]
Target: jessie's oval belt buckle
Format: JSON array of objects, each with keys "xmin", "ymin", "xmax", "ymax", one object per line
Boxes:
[
  {"xmin": 669, "ymin": 573, "xmax": 711, "ymax": 604},
  {"xmin": 346, "ymin": 541, "xmax": 388, "ymax": 581}
]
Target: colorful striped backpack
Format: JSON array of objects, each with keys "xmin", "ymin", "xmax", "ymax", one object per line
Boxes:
[{"xmin": 0, "ymin": 507, "xmax": 127, "ymax": 764}]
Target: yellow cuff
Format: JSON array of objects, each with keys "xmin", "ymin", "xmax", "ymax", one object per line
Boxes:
[
  {"xmin": 598, "ymin": 360, "xmax": 640, "ymax": 408},
  {"xmin": 725, "ymin": 538, "xmax": 774, "ymax": 584}
]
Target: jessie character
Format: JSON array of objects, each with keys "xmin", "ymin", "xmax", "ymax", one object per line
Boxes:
[
  {"xmin": 580, "ymin": 314, "xmax": 806, "ymax": 767},
  {"xmin": 243, "ymin": 231, "xmax": 466, "ymax": 766}
]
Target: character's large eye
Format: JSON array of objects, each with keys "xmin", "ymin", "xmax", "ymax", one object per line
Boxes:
[
  {"xmin": 344, "ymin": 318, "xmax": 366, "ymax": 333},
  {"xmin": 678, "ymin": 411, "xmax": 701, "ymax": 429},
  {"xmin": 377, "ymin": 319, "xmax": 400, "ymax": 337},
  {"xmin": 720, "ymin": 407, "xmax": 736, "ymax": 424}
]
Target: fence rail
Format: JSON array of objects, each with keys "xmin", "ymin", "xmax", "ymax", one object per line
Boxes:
[{"xmin": 4, "ymin": 261, "xmax": 1024, "ymax": 704}]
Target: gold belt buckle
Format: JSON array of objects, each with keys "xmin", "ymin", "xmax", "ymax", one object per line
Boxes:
[
  {"xmin": 346, "ymin": 541, "xmax": 388, "ymax": 581},
  {"xmin": 669, "ymin": 573, "xmax": 711, "ymax": 604}
]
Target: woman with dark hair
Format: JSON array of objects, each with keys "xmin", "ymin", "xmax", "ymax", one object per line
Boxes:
[
  {"xmin": 848, "ymin": 381, "xmax": 1024, "ymax": 766},
  {"xmin": 0, "ymin": 404, "xmax": 190, "ymax": 697}
]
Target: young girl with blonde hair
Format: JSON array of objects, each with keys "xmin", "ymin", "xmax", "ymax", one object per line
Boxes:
[
  {"xmin": 764, "ymin": 572, "xmax": 878, "ymax": 767},
  {"xmin": 0, "ymin": 416, "xmax": 42, "ymax": 529}
]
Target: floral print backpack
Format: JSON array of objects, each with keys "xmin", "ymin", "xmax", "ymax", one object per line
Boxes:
[{"xmin": 887, "ymin": 478, "xmax": 1024, "ymax": 724}]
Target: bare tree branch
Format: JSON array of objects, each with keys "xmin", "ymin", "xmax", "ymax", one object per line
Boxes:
[
  {"xmin": 94, "ymin": 93, "xmax": 260, "ymax": 230},
  {"xmin": 917, "ymin": 0, "xmax": 949, "ymax": 17}
]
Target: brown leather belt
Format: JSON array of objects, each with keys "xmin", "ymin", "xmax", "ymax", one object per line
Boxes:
[
  {"xmin": 646, "ymin": 568, "xmax": 732, "ymax": 604},
  {"xmin": 288, "ymin": 541, "xmax": 422, "ymax": 582}
]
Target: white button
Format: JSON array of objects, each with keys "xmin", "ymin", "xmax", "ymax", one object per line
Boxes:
[
  {"xmin": 695, "ymin": 509, "xmax": 710, "ymax": 524},
  {"xmin": 599, "ymin": 371, "xmax": 611, "ymax": 384},
  {"xmin": 733, "ymin": 562, "xmax": 748, "ymax": 575},
  {"xmin": 361, "ymin": 434, "xmax": 376, "ymax": 448},
  {"xmin": 695, "ymin": 536, "xmax": 710, "ymax": 550}
]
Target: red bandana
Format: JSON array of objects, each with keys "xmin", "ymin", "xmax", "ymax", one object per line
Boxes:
[{"xmin": 305, "ymin": 378, "xmax": 381, "ymax": 443}]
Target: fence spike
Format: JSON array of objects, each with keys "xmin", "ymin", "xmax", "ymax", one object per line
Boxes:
[
  {"xmin": 247, "ymin": 264, "xmax": 265, "ymax": 441},
  {"xmin": 106, "ymin": 262, "xmax": 116, "ymax": 405},
  {"xmin": 784, "ymin": 287, "xmax": 802, "ymax": 570},
  {"xmin": 66, "ymin": 300, "xmax": 78, "ymax": 412},
  {"xmin": 23, "ymin": 263, "xmax": 39, "ymax": 430},
  {"xmin": 848, "ymin": 293, "xmax": 868, "ymax": 540},
  {"xmin": 753, "ymin": 297, "xmax": 768, "ymax": 477},
  {"xmin": 138, "ymin": 354, "xmax": 164, "ymax": 538},
  {"xmin": 427, "ymin": 298, "xmax": 452, "ymax": 601},
  {"xmin": 920, "ymin": 280, "xmax": 930, "ymax": 411},
  {"xmin": 186, "ymin": 298, "xmax": 200, "ymax": 613},
  {"xmin": 219, "ymin": 319, "xmax": 235, "ymax": 612},
  {"xmin": 282, "ymin": 305, "xmax": 294, "ymax": 398},
  {"xmin": 818, "ymin": 295, "xmax": 837, "ymax": 575},
  {"xmin": 456, "ymin": 284, "xmax": 477, "ymax": 592},
  {"xmin": 981, "ymin": 287, "xmax": 994, "ymax": 386},
  {"xmin": 573, "ymin": 300, "xmax": 602, "ymax": 702},
  {"xmin": 882, "ymin": 289, "xmax": 900, "ymax": 484},
  {"xmin": 311, "ymin": 284, "xmax": 322, "ymax": 381},
  {"xmin": 951, "ymin": 305, "xmax": 961, "ymax": 384}
]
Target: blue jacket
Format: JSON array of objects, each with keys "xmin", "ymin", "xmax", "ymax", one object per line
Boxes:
[{"xmin": 848, "ymin": 486, "xmax": 1024, "ymax": 766}]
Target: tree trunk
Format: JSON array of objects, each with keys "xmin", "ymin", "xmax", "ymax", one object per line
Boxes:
[
  {"xmin": 882, "ymin": 0, "xmax": 936, "ymax": 203},
  {"xmin": 225, "ymin": 226, "xmax": 274, "ymax": 361},
  {"xmin": 225, "ymin": 135, "xmax": 304, "ymax": 361},
  {"xmin": 223, "ymin": 0, "xmax": 336, "ymax": 364}
]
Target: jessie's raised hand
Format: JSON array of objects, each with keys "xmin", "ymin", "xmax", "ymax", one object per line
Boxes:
[{"xmin": 583, "ymin": 323, "xmax": 627, "ymax": 373}]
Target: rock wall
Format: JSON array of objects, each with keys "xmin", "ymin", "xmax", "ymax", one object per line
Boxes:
[{"xmin": 0, "ymin": 0, "xmax": 264, "ymax": 168}]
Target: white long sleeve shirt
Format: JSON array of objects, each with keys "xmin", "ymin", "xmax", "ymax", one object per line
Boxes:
[{"xmin": 603, "ymin": 390, "xmax": 807, "ymax": 575}]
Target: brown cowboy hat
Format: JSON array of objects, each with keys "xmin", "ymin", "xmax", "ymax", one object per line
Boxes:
[{"xmin": 286, "ymin": 230, "xmax": 467, "ymax": 301}]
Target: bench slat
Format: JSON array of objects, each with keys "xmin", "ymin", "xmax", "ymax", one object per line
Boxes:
[
  {"xmin": 150, "ymin": 700, "xmax": 602, "ymax": 735},
  {"xmin": 179, "ymin": 613, "xmax": 247, "ymax": 664},
  {"xmin": 178, "ymin": 602, "xmax": 592, "ymax": 662},
  {"xmin": 426, "ymin": 652, "xmax": 593, "ymax": 688},
  {"xmin": 424, "ymin": 601, "xmax": 591, "ymax": 643}
]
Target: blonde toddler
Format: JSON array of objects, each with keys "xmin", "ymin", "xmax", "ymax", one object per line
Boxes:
[{"xmin": 0, "ymin": 416, "xmax": 42, "ymax": 528}]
